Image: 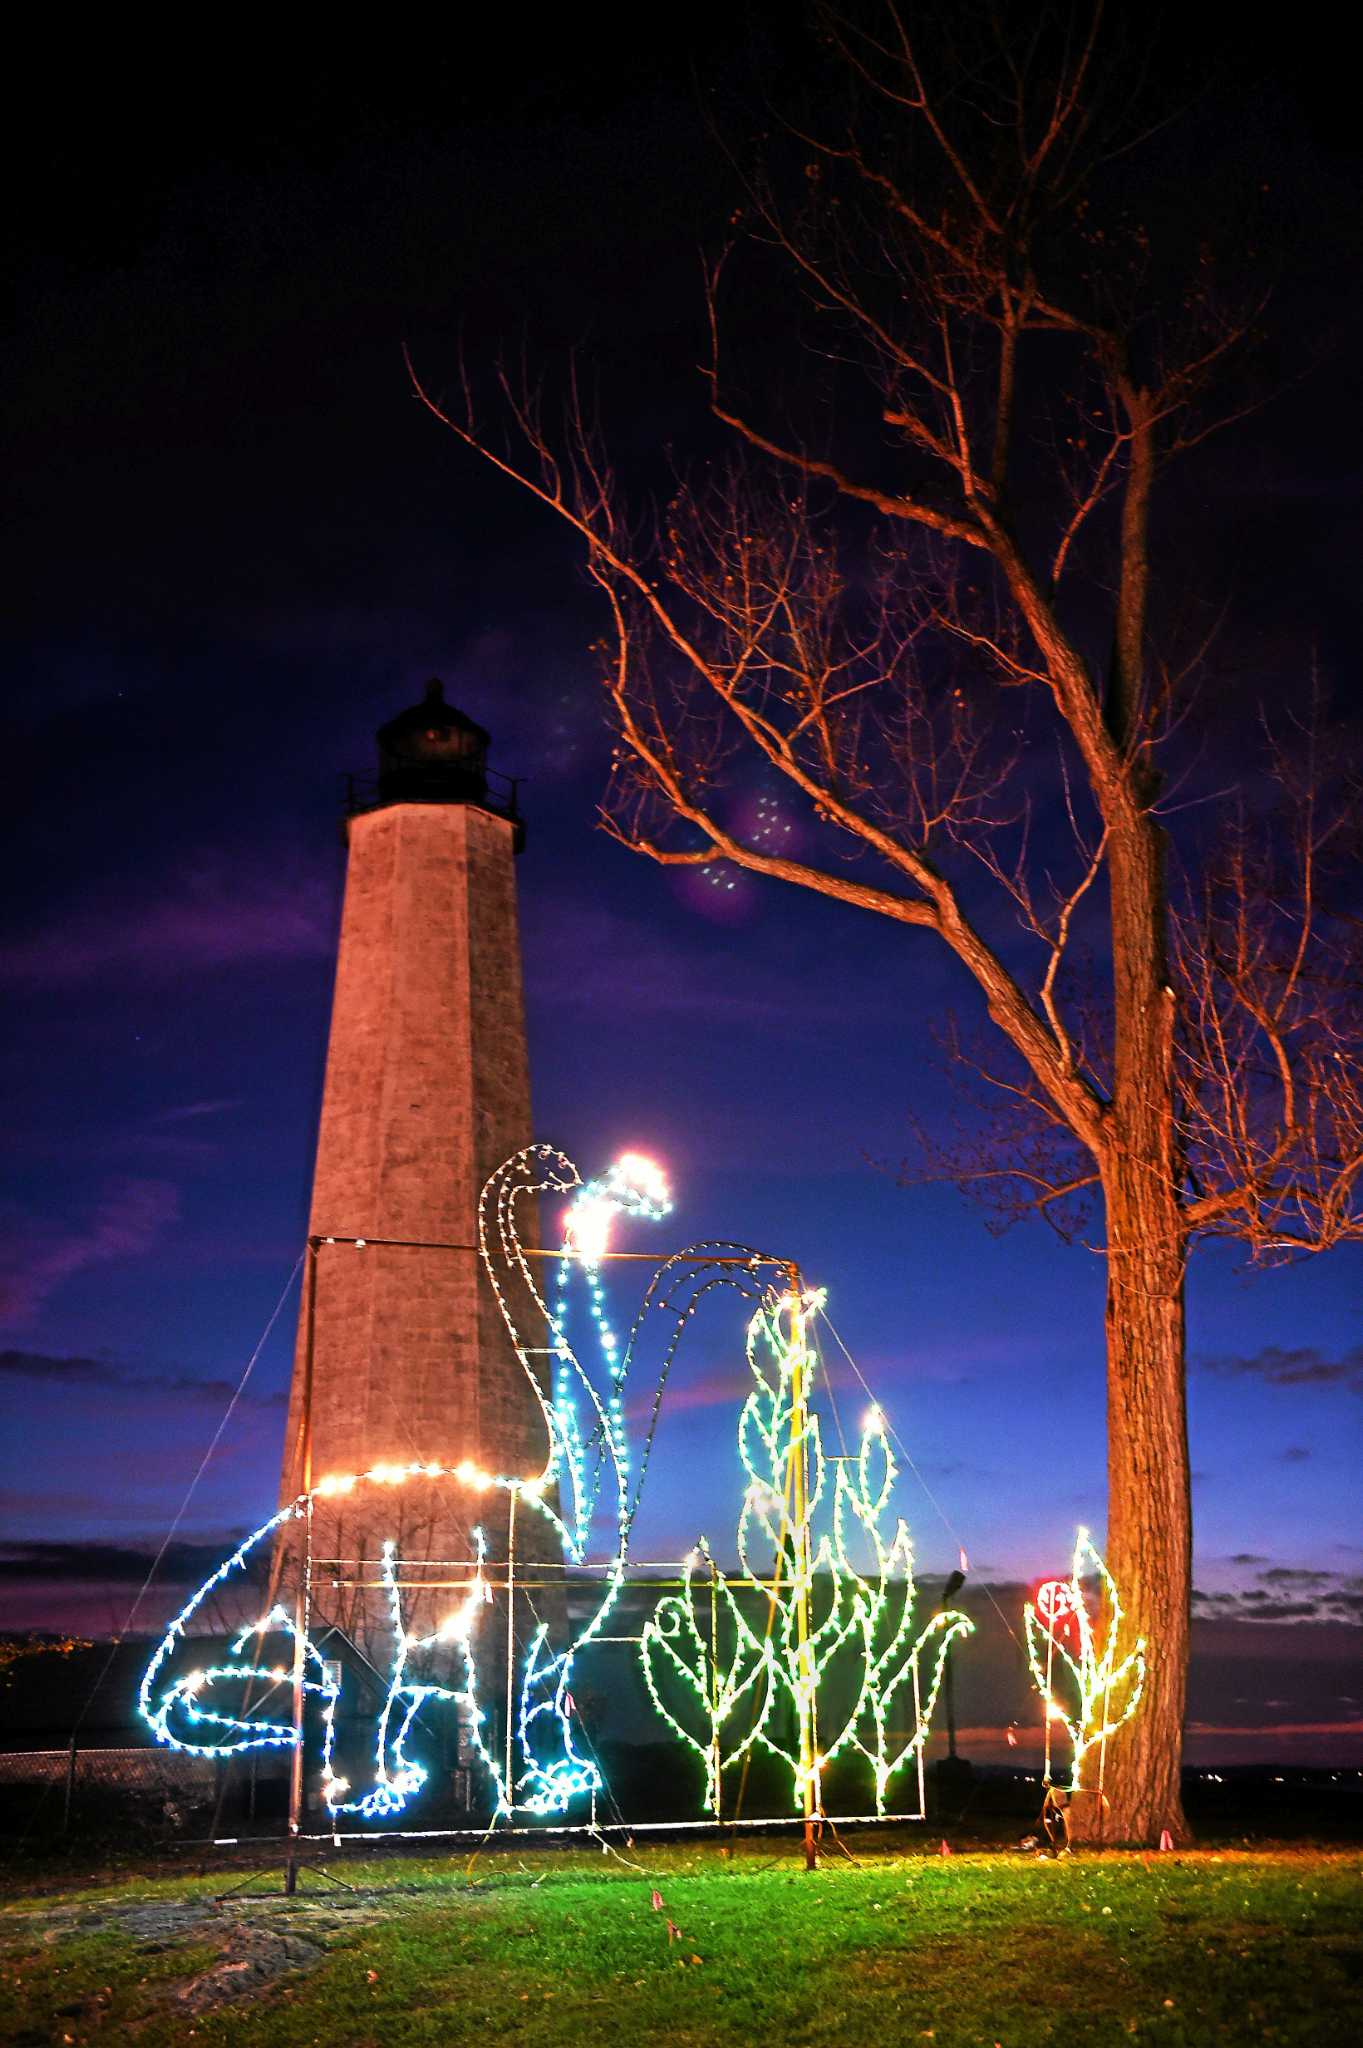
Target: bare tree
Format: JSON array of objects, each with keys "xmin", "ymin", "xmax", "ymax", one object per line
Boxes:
[{"xmin": 412, "ymin": 2, "xmax": 1363, "ymax": 1841}]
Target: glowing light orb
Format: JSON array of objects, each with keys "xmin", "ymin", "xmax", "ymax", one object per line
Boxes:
[
  {"xmin": 561, "ymin": 1152, "xmax": 672, "ymax": 1269},
  {"xmin": 139, "ymin": 1143, "xmax": 675, "ymax": 1830}
]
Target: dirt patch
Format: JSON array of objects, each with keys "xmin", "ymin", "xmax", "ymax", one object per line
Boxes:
[
  {"xmin": 171, "ymin": 1920, "xmax": 325, "ymax": 2011},
  {"xmin": 116, "ymin": 1899, "xmax": 218, "ymax": 1947},
  {"xmin": 164, "ymin": 1897, "xmax": 393, "ymax": 2011},
  {"xmin": 3, "ymin": 1897, "xmax": 218, "ymax": 1951},
  {"xmin": 2, "ymin": 1888, "xmax": 388, "ymax": 2019}
]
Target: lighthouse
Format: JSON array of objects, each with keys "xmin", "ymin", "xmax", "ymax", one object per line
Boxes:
[{"xmin": 278, "ymin": 681, "xmax": 547, "ymax": 1657}]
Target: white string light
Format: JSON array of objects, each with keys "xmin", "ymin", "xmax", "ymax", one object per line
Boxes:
[
  {"xmin": 640, "ymin": 1289, "xmax": 972, "ymax": 1817},
  {"xmin": 140, "ymin": 1147, "xmax": 673, "ymax": 1825},
  {"xmin": 140, "ymin": 1148, "xmax": 986, "ymax": 1835},
  {"xmin": 1023, "ymin": 1529, "xmax": 1147, "ymax": 1793}
]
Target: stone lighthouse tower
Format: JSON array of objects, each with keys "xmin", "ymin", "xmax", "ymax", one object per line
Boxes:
[{"xmin": 278, "ymin": 681, "xmax": 547, "ymax": 1649}]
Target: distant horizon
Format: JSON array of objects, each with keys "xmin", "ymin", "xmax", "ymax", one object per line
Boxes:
[{"xmin": 4, "ymin": 1585, "xmax": 1358, "ymax": 1771}]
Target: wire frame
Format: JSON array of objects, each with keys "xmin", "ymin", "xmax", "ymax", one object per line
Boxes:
[{"xmin": 140, "ymin": 1147, "xmax": 964, "ymax": 1854}]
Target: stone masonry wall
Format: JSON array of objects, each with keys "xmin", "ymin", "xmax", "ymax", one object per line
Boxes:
[{"xmin": 277, "ymin": 802, "xmax": 548, "ymax": 1649}]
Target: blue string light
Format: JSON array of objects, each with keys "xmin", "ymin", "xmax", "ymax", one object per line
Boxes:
[{"xmin": 138, "ymin": 1148, "xmax": 673, "ymax": 1825}]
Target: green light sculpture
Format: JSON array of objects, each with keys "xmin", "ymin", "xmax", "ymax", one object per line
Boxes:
[
  {"xmin": 1024, "ymin": 1529, "xmax": 1148, "ymax": 1795},
  {"xmin": 641, "ymin": 1288, "xmax": 973, "ymax": 1817}
]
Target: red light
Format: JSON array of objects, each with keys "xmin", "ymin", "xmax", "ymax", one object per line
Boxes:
[{"xmin": 1035, "ymin": 1578, "xmax": 1081, "ymax": 1641}]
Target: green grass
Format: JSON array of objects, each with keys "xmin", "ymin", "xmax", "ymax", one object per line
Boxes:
[{"xmin": 2, "ymin": 1840, "xmax": 1360, "ymax": 2046}]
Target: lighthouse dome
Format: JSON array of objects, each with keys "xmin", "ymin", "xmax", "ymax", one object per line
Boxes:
[{"xmin": 375, "ymin": 679, "xmax": 490, "ymax": 802}]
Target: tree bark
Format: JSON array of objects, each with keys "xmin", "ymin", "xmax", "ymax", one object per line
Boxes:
[
  {"xmin": 1092, "ymin": 1146, "xmax": 1191, "ymax": 1843},
  {"xmin": 1078, "ymin": 812, "xmax": 1193, "ymax": 1845}
]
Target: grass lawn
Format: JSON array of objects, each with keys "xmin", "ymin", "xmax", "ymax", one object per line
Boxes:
[{"xmin": 1, "ymin": 1836, "xmax": 1360, "ymax": 2046}]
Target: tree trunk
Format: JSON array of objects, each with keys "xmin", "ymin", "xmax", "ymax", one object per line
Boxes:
[
  {"xmin": 1077, "ymin": 810, "xmax": 1193, "ymax": 1846},
  {"xmin": 1087, "ymin": 1145, "xmax": 1192, "ymax": 1844}
]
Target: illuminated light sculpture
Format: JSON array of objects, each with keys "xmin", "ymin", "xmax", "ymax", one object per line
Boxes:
[
  {"xmin": 138, "ymin": 1506, "xmax": 315, "ymax": 1762},
  {"xmin": 137, "ymin": 1488, "xmax": 507, "ymax": 1810},
  {"xmin": 139, "ymin": 1145, "xmax": 672, "ymax": 1824},
  {"xmin": 481, "ymin": 1145, "xmax": 673, "ymax": 1815},
  {"xmin": 1023, "ymin": 1529, "xmax": 1148, "ymax": 1795},
  {"xmin": 141, "ymin": 1600, "xmax": 337, "ymax": 1762},
  {"xmin": 141, "ymin": 1145, "xmax": 974, "ymax": 1839},
  {"xmin": 479, "ymin": 1144, "xmax": 672, "ymax": 1562},
  {"xmin": 640, "ymin": 1289, "xmax": 973, "ymax": 1817},
  {"xmin": 318, "ymin": 1531, "xmax": 497, "ymax": 1820}
]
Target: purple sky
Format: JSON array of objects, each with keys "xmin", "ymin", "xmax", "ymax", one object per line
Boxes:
[{"xmin": 2, "ymin": 6, "xmax": 1360, "ymax": 1762}]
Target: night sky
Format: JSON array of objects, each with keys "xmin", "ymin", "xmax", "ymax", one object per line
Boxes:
[{"xmin": 3, "ymin": 7, "xmax": 1360, "ymax": 1764}]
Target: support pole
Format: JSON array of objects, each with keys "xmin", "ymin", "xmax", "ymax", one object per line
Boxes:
[
  {"xmin": 709, "ymin": 1554, "xmax": 721, "ymax": 1823},
  {"xmin": 913, "ymin": 1656, "xmax": 925, "ymax": 1821},
  {"xmin": 1096, "ymin": 1666, "xmax": 1112, "ymax": 1847},
  {"xmin": 285, "ymin": 1240, "xmax": 318, "ymax": 1895},
  {"xmin": 504, "ymin": 1489, "xmax": 517, "ymax": 1812},
  {"xmin": 786, "ymin": 1267, "xmax": 818, "ymax": 1873},
  {"xmin": 1043, "ymin": 1626, "xmax": 1055, "ymax": 1788}
]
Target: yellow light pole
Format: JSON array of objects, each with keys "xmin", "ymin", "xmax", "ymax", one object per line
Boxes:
[{"xmin": 785, "ymin": 1268, "xmax": 819, "ymax": 1871}]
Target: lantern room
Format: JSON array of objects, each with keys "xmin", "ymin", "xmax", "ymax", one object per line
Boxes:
[{"xmin": 350, "ymin": 678, "xmax": 523, "ymax": 847}]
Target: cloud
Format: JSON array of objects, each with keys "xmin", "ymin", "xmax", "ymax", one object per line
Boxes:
[
  {"xmin": 523, "ymin": 889, "xmax": 900, "ymax": 1035},
  {"xmin": 626, "ymin": 1367, "xmax": 751, "ymax": 1422},
  {"xmin": 1192, "ymin": 1563, "xmax": 1363, "ymax": 1626},
  {"xmin": 919, "ymin": 1714, "xmax": 1363, "ymax": 1763},
  {"xmin": 0, "ymin": 1178, "xmax": 179, "ymax": 1326},
  {"xmin": 1185, "ymin": 1717, "xmax": 1363, "ymax": 1742},
  {"xmin": 1199, "ymin": 1343, "xmax": 1363, "ymax": 1396},
  {"xmin": 525, "ymin": 895, "xmax": 791, "ymax": 1026},
  {"xmin": 0, "ymin": 866, "xmax": 333, "ymax": 989},
  {"xmin": 150, "ymin": 1099, "xmax": 244, "ymax": 1125},
  {"xmin": 5, "ymin": 1547, "xmax": 1358, "ymax": 1762},
  {"xmin": 0, "ymin": 1348, "xmax": 285, "ymax": 1411},
  {"xmin": 625, "ymin": 1355, "xmax": 885, "ymax": 1424},
  {"xmin": 0, "ymin": 1535, "xmax": 261, "ymax": 1585}
]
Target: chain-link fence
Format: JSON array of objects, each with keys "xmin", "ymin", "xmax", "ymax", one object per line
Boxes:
[{"xmin": 0, "ymin": 1744, "xmax": 234, "ymax": 1842}]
